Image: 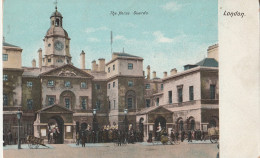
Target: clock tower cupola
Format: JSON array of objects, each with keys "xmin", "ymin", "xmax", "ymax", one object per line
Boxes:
[{"xmin": 43, "ymin": 6, "xmax": 71, "ymax": 67}]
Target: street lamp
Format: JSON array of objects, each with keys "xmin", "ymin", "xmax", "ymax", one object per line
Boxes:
[
  {"xmin": 92, "ymin": 109, "xmax": 97, "ymax": 132},
  {"xmin": 124, "ymin": 109, "xmax": 128, "ymax": 134},
  {"xmin": 16, "ymin": 108, "xmax": 22, "ymax": 149}
]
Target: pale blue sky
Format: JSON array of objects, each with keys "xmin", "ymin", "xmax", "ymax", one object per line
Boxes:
[{"xmin": 3, "ymin": 0, "xmax": 218, "ymax": 77}]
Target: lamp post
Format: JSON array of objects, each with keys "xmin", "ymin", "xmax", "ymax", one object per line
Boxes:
[
  {"xmin": 92, "ymin": 109, "xmax": 97, "ymax": 132},
  {"xmin": 16, "ymin": 108, "xmax": 22, "ymax": 149},
  {"xmin": 124, "ymin": 109, "xmax": 128, "ymax": 134}
]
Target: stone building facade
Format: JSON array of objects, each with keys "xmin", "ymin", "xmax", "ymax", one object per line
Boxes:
[{"xmin": 2, "ymin": 7, "xmax": 219, "ymax": 143}]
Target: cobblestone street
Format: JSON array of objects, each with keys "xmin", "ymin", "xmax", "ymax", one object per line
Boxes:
[{"xmin": 4, "ymin": 141, "xmax": 219, "ymax": 158}]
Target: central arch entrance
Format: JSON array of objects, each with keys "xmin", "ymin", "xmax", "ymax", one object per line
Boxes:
[
  {"xmin": 48, "ymin": 116, "xmax": 64, "ymax": 144},
  {"xmin": 154, "ymin": 116, "xmax": 166, "ymax": 140}
]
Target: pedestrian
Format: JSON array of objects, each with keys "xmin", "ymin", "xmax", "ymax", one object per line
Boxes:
[
  {"xmin": 188, "ymin": 130, "xmax": 192, "ymax": 142},
  {"xmin": 81, "ymin": 130, "xmax": 86, "ymax": 147},
  {"xmin": 181, "ymin": 130, "xmax": 185, "ymax": 142},
  {"xmin": 8, "ymin": 130, "xmax": 12, "ymax": 145},
  {"xmin": 175, "ymin": 130, "xmax": 179, "ymax": 141},
  {"xmin": 117, "ymin": 131, "xmax": 122, "ymax": 146},
  {"xmin": 76, "ymin": 132, "xmax": 80, "ymax": 146},
  {"xmin": 198, "ymin": 129, "xmax": 202, "ymax": 141},
  {"xmin": 148, "ymin": 131, "xmax": 152, "ymax": 143},
  {"xmin": 201, "ymin": 130, "xmax": 205, "ymax": 141}
]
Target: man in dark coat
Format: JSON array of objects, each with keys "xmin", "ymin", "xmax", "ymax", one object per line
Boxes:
[
  {"xmin": 117, "ymin": 131, "xmax": 122, "ymax": 146},
  {"xmin": 8, "ymin": 130, "xmax": 12, "ymax": 145},
  {"xmin": 148, "ymin": 131, "xmax": 152, "ymax": 143},
  {"xmin": 188, "ymin": 130, "xmax": 192, "ymax": 142},
  {"xmin": 81, "ymin": 130, "xmax": 86, "ymax": 147},
  {"xmin": 181, "ymin": 130, "xmax": 185, "ymax": 142},
  {"xmin": 175, "ymin": 130, "xmax": 179, "ymax": 141}
]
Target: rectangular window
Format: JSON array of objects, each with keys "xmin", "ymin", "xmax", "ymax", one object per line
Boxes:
[
  {"xmin": 113, "ymin": 100, "xmax": 116, "ymax": 109},
  {"xmin": 156, "ymin": 98, "xmax": 159, "ymax": 106},
  {"xmin": 3, "ymin": 54, "xmax": 8, "ymax": 61},
  {"xmin": 96, "ymin": 100, "xmax": 101, "ymax": 110},
  {"xmin": 3, "ymin": 74, "xmax": 8, "ymax": 81},
  {"xmin": 146, "ymin": 99, "xmax": 150, "ymax": 107},
  {"xmin": 168, "ymin": 91, "xmax": 172, "ymax": 104},
  {"xmin": 113, "ymin": 65, "xmax": 115, "ymax": 70},
  {"xmin": 128, "ymin": 81, "xmax": 133, "ymax": 87},
  {"xmin": 108, "ymin": 83, "xmax": 110, "ymax": 89},
  {"xmin": 189, "ymin": 86, "xmax": 194, "ymax": 101},
  {"xmin": 27, "ymin": 99, "xmax": 33, "ymax": 110},
  {"xmin": 48, "ymin": 80, "xmax": 54, "ymax": 87},
  {"xmin": 48, "ymin": 59, "xmax": 51, "ymax": 62},
  {"xmin": 145, "ymin": 84, "xmax": 150, "ymax": 89},
  {"xmin": 127, "ymin": 98, "xmax": 133, "ymax": 109},
  {"xmin": 81, "ymin": 98, "xmax": 87, "ymax": 110},
  {"xmin": 81, "ymin": 82, "xmax": 87, "ymax": 89},
  {"xmin": 108, "ymin": 67, "xmax": 110, "ymax": 73},
  {"xmin": 48, "ymin": 96, "xmax": 55, "ymax": 106},
  {"xmin": 95, "ymin": 84, "xmax": 100, "ymax": 90},
  {"xmin": 65, "ymin": 81, "xmax": 71, "ymax": 87},
  {"xmin": 65, "ymin": 98, "xmax": 70, "ymax": 109},
  {"xmin": 177, "ymin": 86, "xmax": 183, "ymax": 103},
  {"xmin": 3, "ymin": 94, "xmax": 8, "ymax": 106},
  {"xmin": 128, "ymin": 63, "xmax": 133, "ymax": 70},
  {"xmin": 210, "ymin": 85, "xmax": 216, "ymax": 99},
  {"xmin": 161, "ymin": 84, "xmax": 164, "ymax": 90},
  {"xmin": 113, "ymin": 82, "xmax": 115, "ymax": 87},
  {"xmin": 27, "ymin": 81, "xmax": 33, "ymax": 87}
]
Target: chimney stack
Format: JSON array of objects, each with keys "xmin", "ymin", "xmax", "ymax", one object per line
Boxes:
[
  {"xmin": 38, "ymin": 48, "xmax": 42, "ymax": 68},
  {"xmin": 32, "ymin": 59, "xmax": 36, "ymax": 68},
  {"xmin": 80, "ymin": 50, "xmax": 86, "ymax": 69},
  {"xmin": 207, "ymin": 44, "xmax": 219, "ymax": 61},
  {"xmin": 146, "ymin": 65, "xmax": 150, "ymax": 79},
  {"xmin": 170, "ymin": 68, "xmax": 177, "ymax": 75},
  {"xmin": 92, "ymin": 60, "xmax": 97, "ymax": 71},
  {"xmin": 98, "ymin": 58, "xmax": 105, "ymax": 71},
  {"xmin": 163, "ymin": 71, "xmax": 167, "ymax": 78},
  {"xmin": 152, "ymin": 71, "xmax": 156, "ymax": 79}
]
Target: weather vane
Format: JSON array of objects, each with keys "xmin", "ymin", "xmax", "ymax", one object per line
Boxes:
[{"xmin": 54, "ymin": 0, "xmax": 58, "ymax": 10}]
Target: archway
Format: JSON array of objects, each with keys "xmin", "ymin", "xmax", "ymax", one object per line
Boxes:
[
  {"xmin": 187, "ymin": 117, "xmax": 196, "ymax": 130},
  {"xmin": 176, "ymin": 118, "xmax": 184, "ymax": 131},
  {"xmin": 154, "ymin": 116, "xmax": 166, "ymax": 135},
  {"xmin": 209, "ymin": 116, "xmax": 219, "ymax": 128},
  {"xmin": 81, "ymin": 123, "xmax": 88, "ymax": 131},
  {"xmin": 48, "ymin": 116, "xmax": 64, "ymax": 144}
]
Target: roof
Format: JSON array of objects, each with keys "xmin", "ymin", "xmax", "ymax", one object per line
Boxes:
[
  {"xmin": 3, "ymin": 42, "xmax": 20, "ymax": 48},
  {"xmin": 50, "ymin": 8, "xmax": 63, "ymax": 18},
  {"xmin": 195, "ymin": 58, "xmax": 218, "ymax": 67},
  {"xmin": 113, "ymin": 52, "xmax": 140, "ymax": 58},
  {"xmin": 37, "ymin": 104, "xmax": 73, "ymax": 113},
  {"xmin": 136, "ymin": 106, "xmax": 172, "ymax": 115}
]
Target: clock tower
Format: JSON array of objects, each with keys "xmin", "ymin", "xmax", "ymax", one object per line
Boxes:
[{"xmin": 43, "ymin": 6, "xmax": 71, "ymax": 67}]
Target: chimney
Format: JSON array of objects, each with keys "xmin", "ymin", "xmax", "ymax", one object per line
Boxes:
[
  {"xmin": 38, "ymin": 48, "xmax": 42, "ymax": 68},
  {"xmin": 163, "ymin": 71, "xmax": 167, "ymax": 78},
  {"xmin": 92, "ymin": 60, "xmax": 97, "ymax": 71},
  {"xmin": 80, "ymin": 50, "xmax": 85, "ymax": 69},
  {"xmin": 207, "ymin": 44, "xmax": 219, "ymax": 61},
  {"xmin": 146, "ymin": 65, "xmax": 150, "ymax": 79},
  {"xmin": 170, "ymin": 68, "xmax": 177, "ymax": 75},
  {"xmin": 32, "ymin": 59, "xmax": 36, "ymax": 68},
  {"xmin": 152, "ymin": 71, "xmax": 156, "ymax": 79},
  {"xmin": 98, "ymin": 58, "xmax": 105, "ymax": 71}
]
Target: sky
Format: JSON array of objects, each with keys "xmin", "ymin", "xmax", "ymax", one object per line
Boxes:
[{"xmin": 3, "ymin": 0, "xmax": 218, "ymax": 78}]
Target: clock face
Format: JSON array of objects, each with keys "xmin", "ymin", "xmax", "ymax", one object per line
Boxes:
[{"xmin": 54, "ymin": 41, "xmax": 64, "ymax": 51}]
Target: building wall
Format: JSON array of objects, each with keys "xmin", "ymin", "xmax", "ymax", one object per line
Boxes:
[
  {"xmin": 118, "ymin": 59, "xmax": 143, "ymax": 76},
  {"xmin": 22, "ymin": 77, "xmax": 42, "ymax": 111},
  {"xmin": 201, "ymin": 70, "xmax": 219, "ymax": 100},
  {"xmin": 3, "ymin": 69, "xmax": 23, "ymax": 107},
  {"xmin": 92, "ymin": 80, "xmax": 108, "ymax": 113},
  {"xmin": 107, "ymin": 78, "xmax": 119, "ymax": 125},
  {"xmin": 3, "ymin": 48, "xmax": 22, "ymax": 69},
  {"xmin": 162, "ymin": 71, "xmax": 201, "ymax": 105},
  {"xmin": 106, "ymin": 60, "xmax": 119, "ymax": 78},
  {"xmin": 41, "ymin": 77, "xmax": 92, "ymax": 110}
]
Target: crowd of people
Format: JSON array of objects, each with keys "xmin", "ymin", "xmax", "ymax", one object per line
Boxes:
[
  {"xmin": 76, "ymin": 125, "xmax": 144, "ymax": 147},
  {"xmin": 3, "ymin": 130, "xmax": 13, "ymax": 146}
]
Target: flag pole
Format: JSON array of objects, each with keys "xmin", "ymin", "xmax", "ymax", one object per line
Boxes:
[{"xmin": 110, "ymin": 31, "xmax": 113, "ymax": 54}]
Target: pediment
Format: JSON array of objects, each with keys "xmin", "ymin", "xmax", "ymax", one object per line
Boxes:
[
  {"xmin": 149, "ymin": 106, "xmax": 173, "ymax": 114},
  {"xmin": 37, "ymin": 104, "xmax": 73, "ymax": 113},
  {"xmin": 40, "ymin": 64, "xmax": 93, "ymax": 78}
]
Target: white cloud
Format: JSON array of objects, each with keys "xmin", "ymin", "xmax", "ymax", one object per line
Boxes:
[
  {"xmin": 153, "ymin": 31, "xmax": 175, "ymax": 43},
  {"xmin": 114, "ymin": 35, "xmax": 127, "ymax": 41},
  {"xmin": 161, "ymin": 1, "xmax": 182, "ymax": 12},
  {"xmin": 85, "ymin": 26, "xmax": 109, "ymax": 33},
  {"xmin": 87, "ymin": 37, "xmax": 100, "ymax": 42}
]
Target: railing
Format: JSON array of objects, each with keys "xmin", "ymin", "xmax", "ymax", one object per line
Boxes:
[{"xmin": 163, "ymin": 99, "xmax": 219, "ymax": 108}]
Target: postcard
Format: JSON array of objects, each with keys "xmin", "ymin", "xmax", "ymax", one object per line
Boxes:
[{"xmin": 1, "ymin": 0, "xmax": 259, "ymax": 158}]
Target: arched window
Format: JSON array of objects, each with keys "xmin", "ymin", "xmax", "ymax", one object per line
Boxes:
[
  {"xmin": 191, "ymin": 120, "xmax": 195, "ymax": 130},
  {"xmin": 55, "ymin": 19, "xmax": 59, "ymax": 26},
  {"xmin": 209, "ymin": 119, "xmax": 217, "ymax": 128}
]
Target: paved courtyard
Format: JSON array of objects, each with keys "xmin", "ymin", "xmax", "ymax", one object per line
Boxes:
[{"xmin": 3, "ymin": 141, "xmax": 219, "ymax": 158}]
